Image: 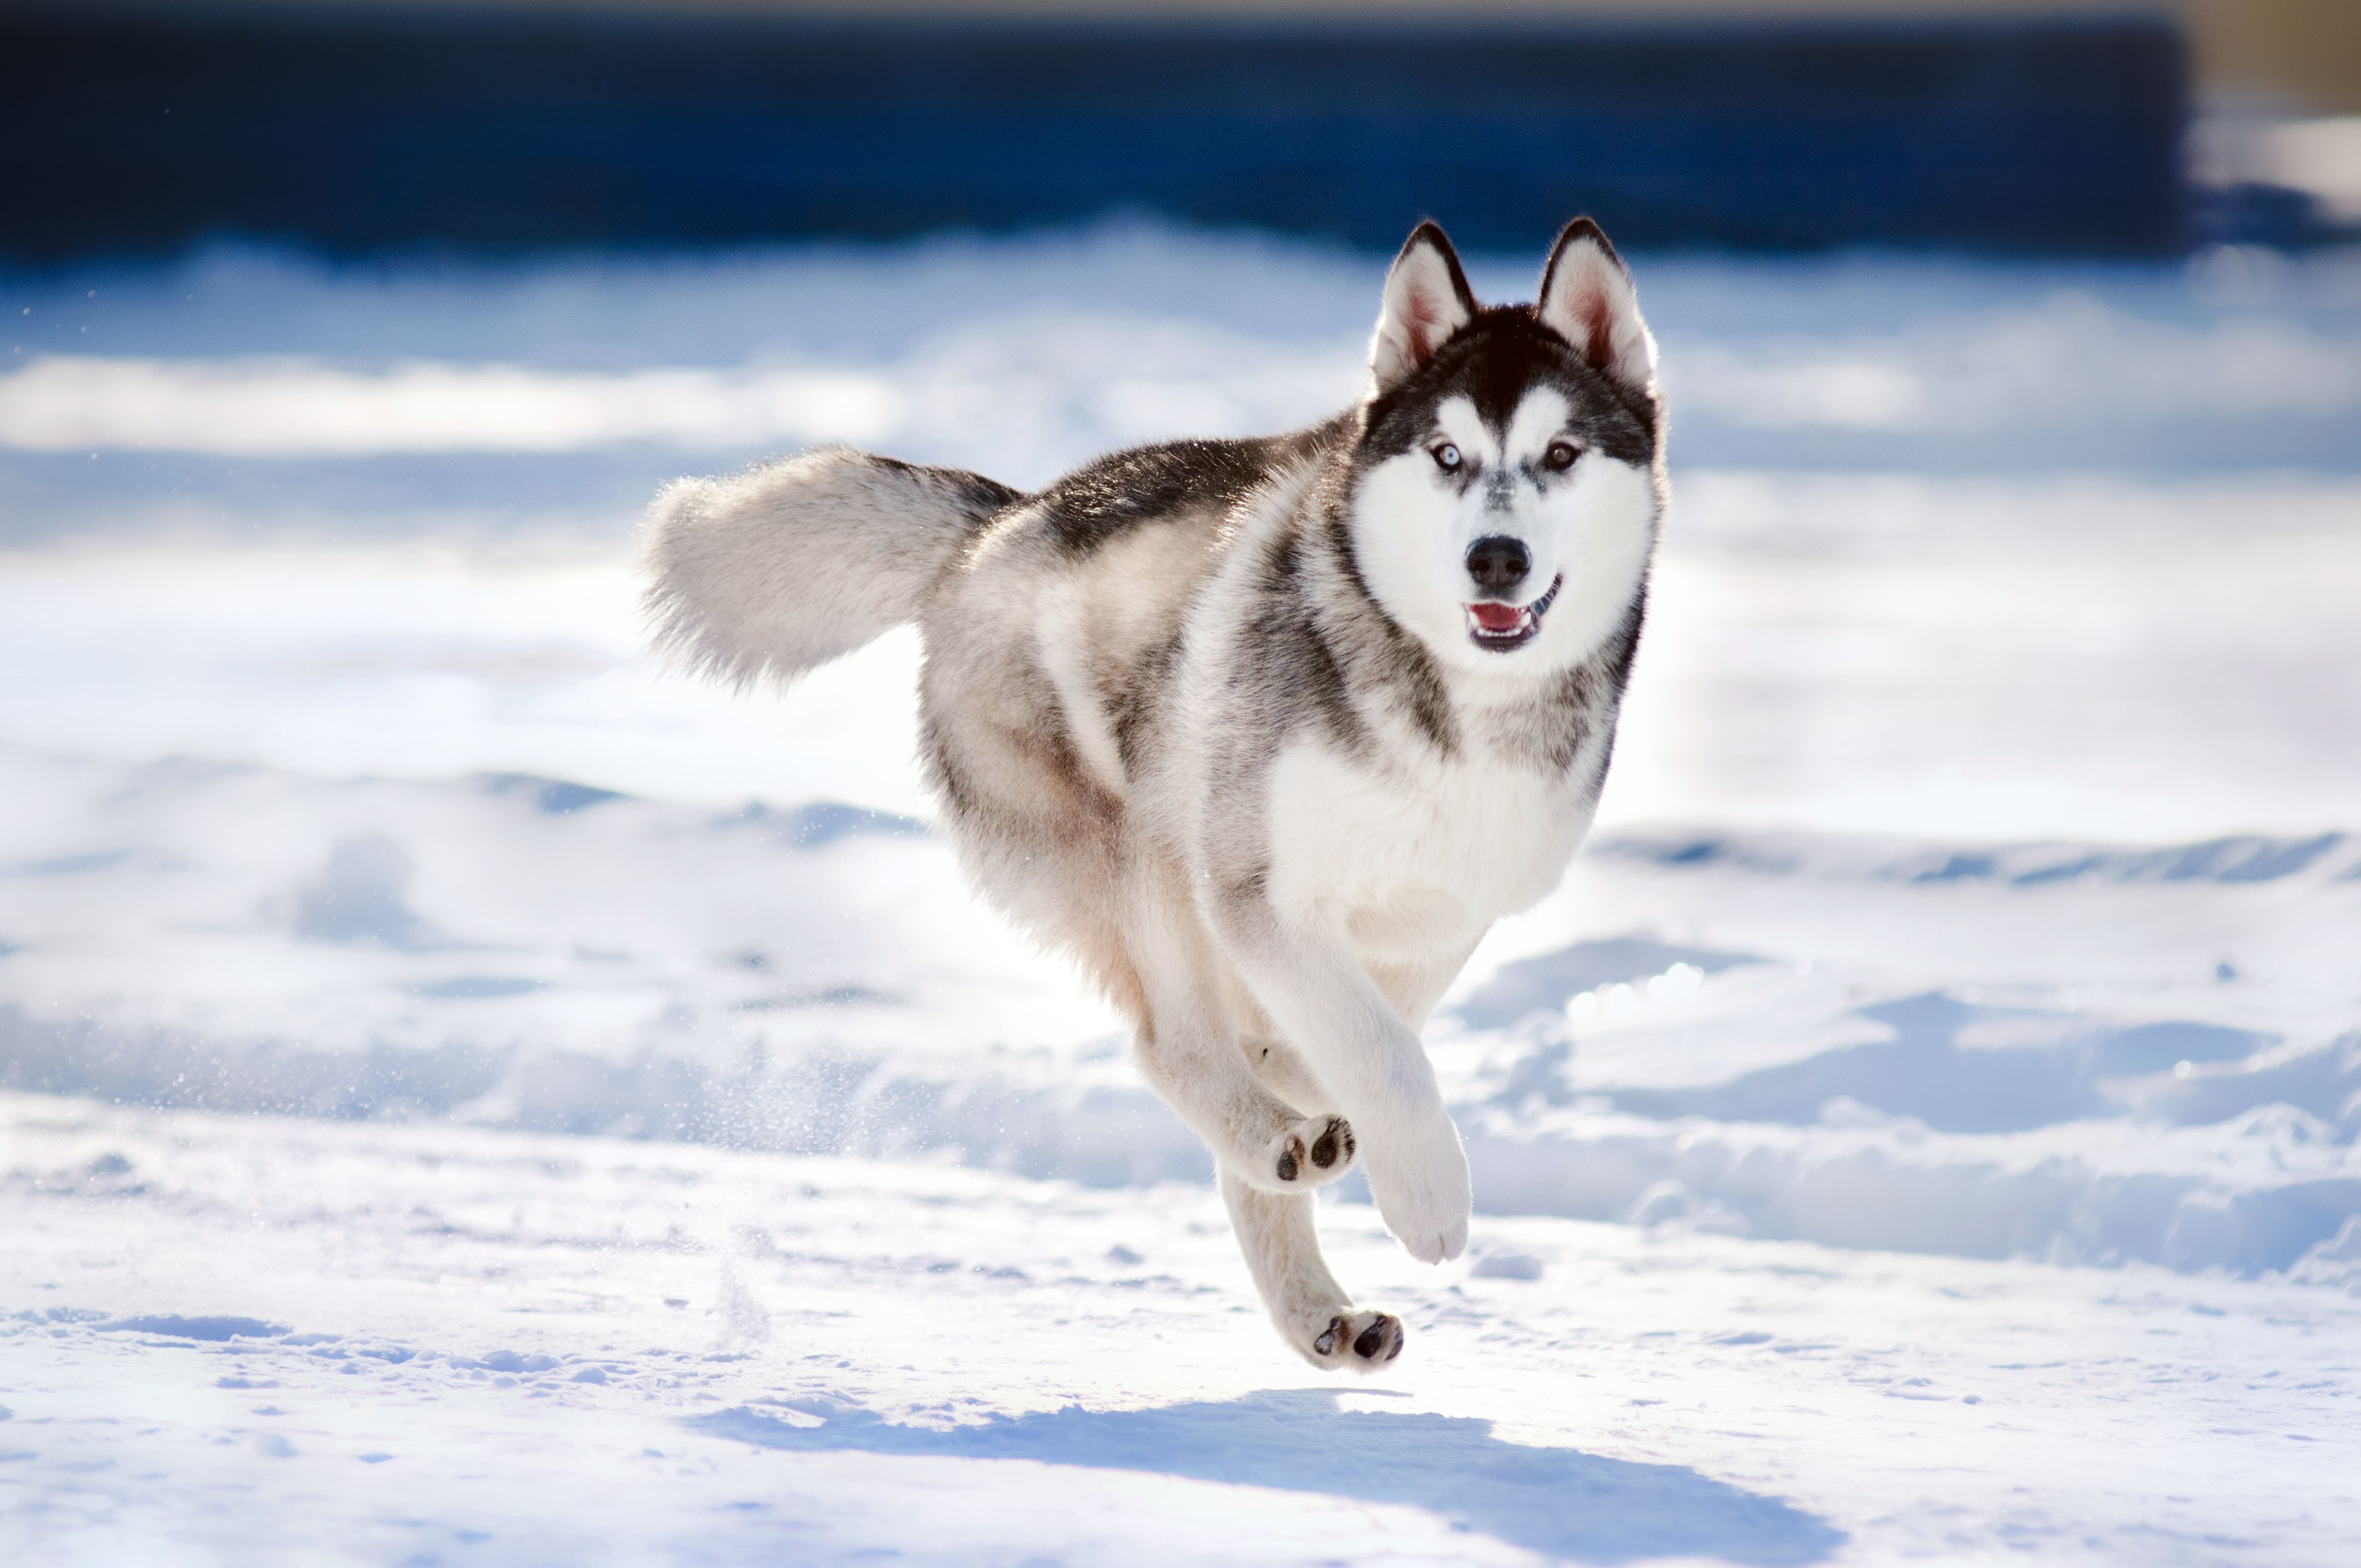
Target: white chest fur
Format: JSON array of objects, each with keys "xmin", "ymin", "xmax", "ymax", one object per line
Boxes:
[{"xmin": 1260, "ymin": 735, "xmax": 1588, "ymax": 965}]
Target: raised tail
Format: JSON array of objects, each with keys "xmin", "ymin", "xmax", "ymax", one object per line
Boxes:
[{"xmin": 639, "ymin": 446, "xmax": 1022, "ymax": 689}]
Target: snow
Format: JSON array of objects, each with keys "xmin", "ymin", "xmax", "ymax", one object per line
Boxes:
[
  {"xmin": 10, "ymin": 1095, "xmax": 2360, "ymax": 1568},
  {"xmin": 7, "ymin": 231, "xmax": 2361, "ymax": 488},
  {"xmin": 4, "ymin": 743, "xmax": 2354, "ymax": 1277},
  {"xmin": 2, "ymin": 224, "xmax": 2359, "ymax": 1564}
]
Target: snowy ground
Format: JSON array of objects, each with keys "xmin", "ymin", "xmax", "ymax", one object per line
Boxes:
[
  {"xmin": 9, "ymin": 1093, "xmax": 2360, "ymax": 1568},
  {"xmin": 2, "ymin": 226, "xmax": 2359, "ymax": 1565}
]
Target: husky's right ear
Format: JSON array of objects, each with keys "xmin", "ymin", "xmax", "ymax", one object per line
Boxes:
[{"xmin": 1367, "ymin": 221, "xmax": 1477, "ymax": 395}]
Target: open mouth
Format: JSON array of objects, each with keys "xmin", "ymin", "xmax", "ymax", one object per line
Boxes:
[{"xmin": 1464, "ymin": 574, "xmax": 1562, "ymax": 652}]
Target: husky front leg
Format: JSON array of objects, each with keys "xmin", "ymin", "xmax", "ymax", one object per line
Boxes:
[
  {"xmin": 1212, "ymin": 891, "xmax": 1473, "ymax": 1265},
  {"xmin": 1122, "ymin": 859, "xmax": 1358, "ymax": 1195},
  {"xmin": 1219, "ymin": 1165, "xmax": 1403, "ymax": 1371}
]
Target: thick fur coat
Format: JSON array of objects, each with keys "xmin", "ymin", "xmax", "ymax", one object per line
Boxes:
[{"xmin": 642, "ymin": 220, "xmax": 1666, "ymax": 1368}]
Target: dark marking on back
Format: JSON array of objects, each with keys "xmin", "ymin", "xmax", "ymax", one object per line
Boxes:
[
  {"xmin": 1109, "ymin": 624, "xmax": 1186, "ymax": 777},
  {"xmin": 1037, "ymin": 436, "xmax": 1284, "ymax": 557}
]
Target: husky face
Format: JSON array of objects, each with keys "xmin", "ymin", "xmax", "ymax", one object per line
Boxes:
[{"xmin": 1348, "ymin": 220, "xmax": 1661, "ymax": 679}]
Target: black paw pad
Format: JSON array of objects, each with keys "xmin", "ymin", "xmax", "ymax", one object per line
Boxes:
[
  {"xmin": 1310, "ymin": 1117, "xmax": 1351, "ymax": 1170},
  {"xmin": 1276, "ymin": 1139, "xmax": 1302, "ymax": 1184},
  {"xmin": 1315, "ymin": 1316, "xmax": 1346, "ymax": 1356},
  {"xmin": 1352, "ymin": 1315, "xmax": 1404, "ymax": 1361}
]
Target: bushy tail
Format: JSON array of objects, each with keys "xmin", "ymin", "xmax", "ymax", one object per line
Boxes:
[{"xmin": 639, "ymin": 446, "xmax": 1022, "ymax": 689}]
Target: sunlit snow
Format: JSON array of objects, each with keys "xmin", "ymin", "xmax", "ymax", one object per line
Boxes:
[{"xmin": 3, "ymin": 225, "xmax": 2357, "ymax": 1567}]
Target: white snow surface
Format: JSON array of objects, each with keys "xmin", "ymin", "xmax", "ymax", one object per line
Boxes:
[
  {"xmin": 9, "ymin": 1093, "xmax": 2360, "ymax": 1568},
  {"xmin": 2, "ymin": 226, "xmax": 2359, "ymax": 1564},
  {"xmin": 4, "ymin": 744, "xmax": 2359, "ymax": 1283}
]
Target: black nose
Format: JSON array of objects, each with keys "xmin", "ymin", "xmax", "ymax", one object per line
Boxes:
[{"xmin": 1465, "ymin": 535, "xmax": 1530, "ymax": 597}]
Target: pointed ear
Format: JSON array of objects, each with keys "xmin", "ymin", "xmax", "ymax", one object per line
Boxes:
[
  {"xmin": 1367, "ymin": 221, "xmax": 1477, "ymax": 395},
  {"xmin": 1537, "ymin": 217, "xmax": 1656, "ymax": 392}
]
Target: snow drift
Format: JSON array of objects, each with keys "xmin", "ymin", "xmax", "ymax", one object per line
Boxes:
[{"xmin": 4, "ymin": 746, "xmax": 2353, "ymax": 1288}]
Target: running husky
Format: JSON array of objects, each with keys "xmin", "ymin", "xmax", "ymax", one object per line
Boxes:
[{"xmin": 642, "ymin": 219, "xmax": 1665, "ymax": 1370}]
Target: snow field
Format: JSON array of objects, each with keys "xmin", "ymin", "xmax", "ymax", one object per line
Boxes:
[
  {"xmin": 3, "ymin": 226, "xmax": 2359, "ymax": 1564},
  {"xmin": 4, "ymin": 742, "xmax": 2355, "ymax": 1286},
  {"xmin": 8, "ymin": 228, "xmax": 2360, "ymax": 478},
  {"xmin": 7, "ymin": 1092, "xmax": 2359, "ymax": 1567}
]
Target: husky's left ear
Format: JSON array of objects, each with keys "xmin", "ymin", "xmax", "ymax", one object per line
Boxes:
[
  {"xmin": 1367, "ymin": 221, "xmax": 1478, "ymax": 395},
  {"xmin": 1537, "ymin": 217, "xmax": 1656, "ymax": 392}
]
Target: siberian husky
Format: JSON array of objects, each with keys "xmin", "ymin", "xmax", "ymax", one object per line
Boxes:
[{"xmin": 641, "ymin": 219, "xmax": 1665, "ymax": 1369}]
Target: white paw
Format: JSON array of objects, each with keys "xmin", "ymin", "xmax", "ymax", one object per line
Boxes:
[
  {"xmin": 1254, "ymin": 1114, "xmax": 1357, "ymax": 1191},
  {"xmin": 1365, "ymin": 1112, "xmax": 1471, "ymax": 1264},
  {"xmin": 1295, "ymin": 1308, "xmax": 1405, "ymax": 1373}
]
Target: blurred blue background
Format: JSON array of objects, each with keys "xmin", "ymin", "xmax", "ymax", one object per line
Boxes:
[
  {"xmin": 6, "ymin": 1, "xmax": 2359, "ymax": 258},
  {"xmin": 3, "ymin": 1, "xmax": 2357, "ymax": 257},
  {"xmin": 9, "ymin": 7, "xmax": 2195, "ymax": 255}
]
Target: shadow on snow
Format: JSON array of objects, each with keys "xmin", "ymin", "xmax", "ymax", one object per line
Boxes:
[{"xmin": 685, "ymin": 1387, "xmax": 1845, "ymax": 1566}]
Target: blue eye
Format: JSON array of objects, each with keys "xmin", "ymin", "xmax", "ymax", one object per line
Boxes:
[{"xmin": 1432, "ymin": 443, "xmax": 1462, "ymax": 472}]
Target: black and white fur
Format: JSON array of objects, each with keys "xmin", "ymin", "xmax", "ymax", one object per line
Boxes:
[{"xmin": 642, "ymin": 220, "xmax": 1665, "ymax": 1370}]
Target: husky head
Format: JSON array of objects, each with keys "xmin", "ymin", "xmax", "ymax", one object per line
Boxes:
[{"xmin": 1348, "ymin": 220, "xmax": 1662, "ymax": 678}]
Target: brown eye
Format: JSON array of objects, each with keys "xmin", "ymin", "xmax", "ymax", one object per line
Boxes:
[
  {"xmin": 1432, "ymin": 443, "xmax": 1463, "ymax": 473},
  {"xmin": 1544, "ymin": 440, "xmax": 1580, "ymax": 471}
]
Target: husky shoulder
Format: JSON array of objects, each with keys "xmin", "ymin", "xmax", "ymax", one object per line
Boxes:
[{"xmin": 922, "ymin": 425, "xmax": 1347, "ymax": 816}]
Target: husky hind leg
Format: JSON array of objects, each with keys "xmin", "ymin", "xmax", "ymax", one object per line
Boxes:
[
  {"xmin": 1113, "ymin": 858, "xmax": 1399, "ymax": 1370},
  {"xmin": 1220, "ymin": 1168, "xmax": 1404, "ymax": 1371},
  {"xmin": 640, "ymin": 447, "xmax": 1020, "ymax": 689},
  {"xmin": 956, "ymin": 809, "xmax": 1385, "ymax": 1368}
]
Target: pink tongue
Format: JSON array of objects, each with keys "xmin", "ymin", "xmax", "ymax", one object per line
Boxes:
[{"xmin": 1470, "ymin": 601, "xmax": 1525, "ymax": 632}]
